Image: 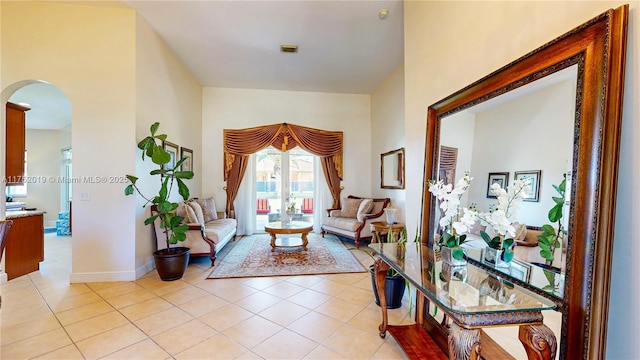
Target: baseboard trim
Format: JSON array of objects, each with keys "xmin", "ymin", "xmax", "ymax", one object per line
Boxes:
[
  {"xmin": 136, "ymin": 258, "xmax": 155, "ymax": 279},
  {"xmin": 70, "ymin": 271, "xmax": 136, "ymax": 283}
]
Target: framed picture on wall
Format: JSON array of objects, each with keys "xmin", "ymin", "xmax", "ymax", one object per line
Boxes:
[
  {"xmin": 162, "ymin": 141, "xmax": 179, "ymax": 174},
  {"xmin": 486, "ymin": 172, "xmax": 509, "ymax": 198},
  {"xmin": 515, "ymin": 170, "xmax": 541, "ymax": 202},
  {"xmin": 180, "ymin": 147, "xmax": 193, "ymax": 172}
]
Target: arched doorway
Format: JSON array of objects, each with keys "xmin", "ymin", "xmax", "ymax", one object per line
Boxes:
[{"xmin": 2, "ymin": 80, "xmax": 73, "ymax": 279}]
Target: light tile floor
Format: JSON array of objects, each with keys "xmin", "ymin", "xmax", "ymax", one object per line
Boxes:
[
  {"xmin": 0, "ymin": 234, "xmax": 413, "ymax": 359},
  {"xmin": 1, "ymin": 234, "xmax": 557, "ymax": 359}
]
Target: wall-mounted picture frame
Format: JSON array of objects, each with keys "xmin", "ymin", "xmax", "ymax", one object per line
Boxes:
[
  {"xmin": 486, "ymin": 172, "xmax": 509, "ymax": 198},
  {"xmin": 515, "ymin": 170, "xmax": 541, "ymax": 202},
  {"xmin": 180, "ymin": 147, "xmax": 193, "ymax": 172},
  {"xmin": 381, "ymin": 147, "xmax": 405, "ymax": 189},
  {"xmin": 162, "ymin": 141, "xmax": 179, "ymax": 174}
]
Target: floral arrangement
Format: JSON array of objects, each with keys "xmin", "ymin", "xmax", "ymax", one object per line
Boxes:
[
  {"xmin": 428, "ymin": 173, "xmax": 477, "ymax": 260},
  {"xmin": 476, "ymin": 179, "xmax": 531, "ymax": 262}
]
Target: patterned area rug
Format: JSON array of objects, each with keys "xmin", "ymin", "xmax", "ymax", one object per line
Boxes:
[{"xmin": 207, "ymin": 234, "xmax": 366, "ymax": 279}]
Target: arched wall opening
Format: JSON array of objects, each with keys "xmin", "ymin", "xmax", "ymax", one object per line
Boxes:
[{"xmin": 1, "ymin": 79, "xmax": 73, "ymax": 282}]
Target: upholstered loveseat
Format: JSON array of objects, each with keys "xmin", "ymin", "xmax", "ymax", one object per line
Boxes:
[
  {"xmin": 152, "ymin": 197, "xmax": 237, "ymax": 266},
  {"xmin": 321, "ymin": 195, "xmax": 390, "ymax": 248},
  {"xmin": 460, "ymin": 223, "xmax": 563, "ymax": 269}
]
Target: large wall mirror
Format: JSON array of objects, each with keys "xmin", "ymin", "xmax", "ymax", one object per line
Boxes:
[
  {"xmin": 421, "ymin": 6, "xmax": 627, "ymax": 360},
  {"xmin": 381, "ymin": 147, "xmax": 405, "ymax": 189}
]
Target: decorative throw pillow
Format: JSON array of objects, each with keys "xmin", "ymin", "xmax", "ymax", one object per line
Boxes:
[
  {"xmin": 179, "ymin": 202, "xmax": 198, "ymax": 224},
  {"xmin": 187, "ymin": 201, "xmax": 205, "ymax": 225},
  {"xmin": 193, "ymin": 197, "xmax": 218, "ymax": 222},
  {"xmin": 341, "ymin": 198, "xmax": 363, "ymax": 218},
  {"xmin": 356, "ymin": 199, "xmax": 374, "ymax": 222},
  {"xmin": 513, "ymin": 222, "xmax": 528, "ymax": 241}
]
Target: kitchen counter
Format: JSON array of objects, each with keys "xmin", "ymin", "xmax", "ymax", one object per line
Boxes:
[{"xmin": 6, "ymin": 210, "xmax": 45, "ymax": 219}]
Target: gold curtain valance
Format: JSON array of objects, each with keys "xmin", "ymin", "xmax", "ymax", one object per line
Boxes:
[{"xmin": 223, "ymin": 123, "xmax": 343, "ymax": 180}]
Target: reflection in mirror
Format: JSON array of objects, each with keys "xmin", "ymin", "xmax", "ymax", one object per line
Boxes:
[
  {"xmin": 436, "ymin": 65, "xmax": 577, "ymax": 298},
  {"xmin": 422, "ymin": 7, "xmax": 627, "ymax": 359},
  {"xmin": 381, "ymin": 147, "xmax": 405, "ymax": 189}
]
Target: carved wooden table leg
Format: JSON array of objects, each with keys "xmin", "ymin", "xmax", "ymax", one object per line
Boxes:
[
  {"xmin": 269, "ymin": 233, "xmax": 277, "ymax": 252},
  {"xmin": 374, "ymin": 257, "xmax": 391, "ymax": 338},
  {"xmin": 518, "ymin": 324, "xmax": 557, "ymax": 360},
  {"xmin": 448, "ymin": 322, "xmax": 481, "ymax": 360},
  {"xmin": 301, "ymin": 231, "xmax": 309, "ymax": 251}
]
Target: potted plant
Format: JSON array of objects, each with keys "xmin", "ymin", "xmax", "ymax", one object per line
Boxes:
[
  {"xmin": 350, "ymin": 226, "xmax": 408, "ymax": 309},
  {"xmin": 427, "ymin": 173, "xmax": 476, "ymax": 266},
  {"xmin": 369, "ymin": 227, "xmax": 407, "ymax": 309},
  {"xmin": 536, "ymin": 175, "xmax": 566, "ymax": 269},
  {"xmin": 124, "ymin": 122, "xmax": 194, "ymax": 281},
  {"xmin": 476, "ymin": 179, "xmax": 531, "ymax": 268}
]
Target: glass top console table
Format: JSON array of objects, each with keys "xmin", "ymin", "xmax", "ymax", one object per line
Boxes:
[{"xmin": 369, "ymin": 242, "xmax": 557, "ymax": 360}]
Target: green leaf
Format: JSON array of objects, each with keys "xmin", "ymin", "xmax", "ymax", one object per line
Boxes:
[
  {"xmin": 174, "ymin": 171, "xmax": 194, "ymax": 179},
  {"xmin": 502, "ymin": 238, "xmax": 514, "ymax": 249},
  {"xmin": 439, "ymin": 272, "xmax": 446, "ymax": 282},
  {"xmin": 558, "ymin": 178, "xmax": 566, "ymax": 192},
  {"xmin": 176, "ymin": 178, "xmax": 190, "ymax": 200},
  {"xmin": 552, "ymin": 196, "xmax": 564, "ymax": 205},
  {"xmin": 543, "ymin": 269, "xmax": 556, "ymax": 285},
  {"xmin": 480, "ymin": 231, "xmax": 492, "ymax": 243},
  {"xmin": 451, "ymin": 246, "xmax": 465, "ymax": 260},
  {"xmin": 157, "ymin": 200, "xmax": 173, "ymax": 214},
  {"xmin": 124, "ymin": 184, "xmax": 134, "ymax": 196},
  {"xmin": 458, "ymin": 234, "xmax": 466, "ymax": 244},
  {"xmin": 156, "ymin": 134, "xmax": 167, "ymax": 141},
  {"xmin": 548, "ymin": 204, "xmax": 563, "ymax": 222},
  {"xmin": 126, "ymin": 175, "xmax": 138, "ymax": 183},
  {"xmin": 541, "ymin": 224, "xmax": 555, "ymax": 234},
  {"xmin": 540, "ymin": 249, "xmax": 553, "ymax": 261},
  {"xmin": 502, "ymin": 249, "xmax": 514, "ymax": 262},
  {"xmin": 150, "ymin": 169, "xmax": 168, "ymax": 176},
  {"xmin": 143, "ymin": 214, "xmax": 159, "ymax": 226},
  {"xmin": 151, "ymin": 145, "xmax": 171, "ymax": 165},
  {"xmin": 159, "ymin": 177, "xmax": 169, "ymax": 201},
  {"xmin": 150, "ymin": 122, "xmax": 160, "ymax": 136}
]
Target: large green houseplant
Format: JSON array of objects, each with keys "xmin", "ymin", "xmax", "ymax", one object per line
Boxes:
[{"xmin": 125, "ymin": 122, "xmax": 194, "ymax": 281}]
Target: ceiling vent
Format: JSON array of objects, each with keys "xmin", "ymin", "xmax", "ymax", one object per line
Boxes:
[{"xmin": 280, "ymin": 44, "xmax": 298, "ymax": 53}]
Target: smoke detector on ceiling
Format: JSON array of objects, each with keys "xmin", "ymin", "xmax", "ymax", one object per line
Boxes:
[{"xmin": 280, "ymin": 44, "xmax": 298, "ymax": 53}]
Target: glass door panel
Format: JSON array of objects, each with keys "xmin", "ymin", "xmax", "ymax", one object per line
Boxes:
[{"xmin": 255, "ymin": 147, "xmax": 315, "ymax": 231}]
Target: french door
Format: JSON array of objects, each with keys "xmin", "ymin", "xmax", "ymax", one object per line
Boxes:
[{"xmin": 255, "ymin": 147, "xmax": 315, "ymax": 231}]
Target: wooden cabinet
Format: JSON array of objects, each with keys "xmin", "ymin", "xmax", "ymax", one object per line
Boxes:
[
  {"xmin": 5, "ymin": 212, "xmax": 44, "ymax": 280},
  {"xmin": 6, "ymin": 102, "xmax": 29, "ymax": 185}
]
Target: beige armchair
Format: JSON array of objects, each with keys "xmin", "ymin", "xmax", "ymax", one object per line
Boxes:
[{"xmin": 321, "ymin": 195, "xmax": 390, "ymax": 248}]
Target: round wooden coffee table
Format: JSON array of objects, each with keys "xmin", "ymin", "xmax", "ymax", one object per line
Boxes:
[{"xmin": 264, "ymin": 221, "xmax": 313, "ymax": 252}]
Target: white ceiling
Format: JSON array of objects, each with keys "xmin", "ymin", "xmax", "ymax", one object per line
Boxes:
[
  {"xmin": 9, "ymin": 1, "xmax": 404, "ymax": 130},
  {"xmin": 124, "ymin": 0, "xmax": 404, "ymax": 93}
]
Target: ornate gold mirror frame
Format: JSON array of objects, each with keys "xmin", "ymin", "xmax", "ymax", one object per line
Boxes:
[{"xmin": 421, "ymin": 6, "xmax": 628, "ymax": 359}]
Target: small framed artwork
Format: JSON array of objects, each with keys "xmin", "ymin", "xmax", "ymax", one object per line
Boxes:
[
  {"xmin": 515, "ymin": 170, "xmax": 541, "ymax": 202},
  {"xmin": 486, "ymin": 172, "xmax": 509, "ymax": 198},
  {"xmin": 180, "ymin": 147, "xmax": 193, "ymax": 172},
  {"xmin": 509, "ymin": 259, "xmax": 532, "ymax": 282},
  {"xmin": 162, "ymin": 141, "xmax": 179, "ymax": 172}
]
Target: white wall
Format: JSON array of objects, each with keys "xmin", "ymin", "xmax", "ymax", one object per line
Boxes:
[
  {"xmin": 440, "ymin": 110, "xmax": 476, "ymax": 208},
  {"xmin": 404, "ymin": 1, "xmax": 639, "ymax": 358},
  {"xmin": 134, "ymin": 14, "xmax": 203, "ymax": 276},
  {"xmin": 371, "ymin": 65, "xmax": 406, "ymax": 222},
  {"xmin": 1, "ymin": 2, "xmax": 138, "ymax": 282},
  {"xmin": 22, "ymin": 129, "xmax": 72, "ymax": 223},
  {"xmin": 466, "ymin": 80, "xmax": 574, "ymax": 227},
  {"xmin": 201, "ymin": 87, "xmax": 371, "ymax": 212}
]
